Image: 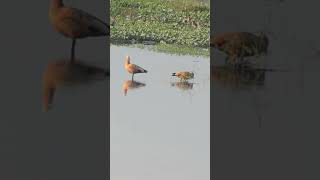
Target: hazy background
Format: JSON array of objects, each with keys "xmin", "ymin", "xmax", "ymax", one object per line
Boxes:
[
  {"xmin": 212, "ymin": 0, "xmax": 320, "ymax": 179},
  {"xmin": 0, "ymin": 1, "xmax": 109, "ymax": 179}
]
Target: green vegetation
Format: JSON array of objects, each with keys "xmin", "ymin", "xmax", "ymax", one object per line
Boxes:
[
  {"xmin": 112, "ymin": 42, "xmax": 209, "ymax": 57},
  {"xmin": 110, "ymin": 0, "xmax": 210, "ymax": 57}
]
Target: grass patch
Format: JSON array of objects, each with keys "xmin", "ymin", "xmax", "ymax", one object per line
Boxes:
[
  {"xmin": 110, "ymin": 0, "xmax": 210, "ymax": 54},
  {"xmin": 111, "ymin": 42, "xmax": 209, "ymax": 57}
]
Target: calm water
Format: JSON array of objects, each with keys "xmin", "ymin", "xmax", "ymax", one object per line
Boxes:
[
  {"xmin": 110, "ymin": 45, "xmax": 210, "ymax": 180},
  {"xmin": 213, "ymin": 0, "xmax": 320, "ymax": 179},
  {"xmin": 1, "ymin": 0, "xmax": 319, "ymax": 179},
  {"xmin": 0, "ymin": 1, "xmax": 109, "ymax": 179}
]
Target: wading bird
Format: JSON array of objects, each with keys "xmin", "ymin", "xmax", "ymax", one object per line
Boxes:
[
  {"xmin": 124, "ymin": 56, "xmax": 148, "ymax": 80},
  {"xmin": 42, "ymin": 59, "xmax": 108, "ymax": 112},
  {"xmin": 172, "ymin": 71, "xmax": 194, "ymax": 81},
  {"xmin": 49, "ymin": 0, "xmax": 110, "ymax": 62},
  {"xmin": 210, "ymin": 32, "xmax": 269, "ymax": 66}
]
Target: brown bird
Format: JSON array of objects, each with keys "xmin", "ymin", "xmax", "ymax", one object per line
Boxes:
[
  {"xmin": 49, "ymin": 0, "xmax": 110, "ymax": 62},
  {"xmin": 211, "ymin": 32, "xmax": 268, "ymax": 66},
  {"xmin": 172, "ymin": 71, "xmax": 194, "ymax": 81},
  {"xmin": 42, "ymin": 59, "xmax": 108, "ymax": 112},
  {"xmin": 124, "ymin": 56, "xmax": 148, "ymax": 80}
]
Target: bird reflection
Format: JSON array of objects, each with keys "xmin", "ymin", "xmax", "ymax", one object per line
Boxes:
[
  {"xmin": 212, "ymin": 65, "xmax": 268, "ymax": 128},
  {"xmin": 211, "ymin": 65, "xmax": 266, "ymax": 89},
  {"xmin": 42, "ymin": 59, "xmax": 109, "ymax": 112},
  {"xmin": 170, "ymin": 81, "xmax": 194, "ymax": 91},
  {"xmin": 122, "ymin": 80, "xmax": 146, "ymax": 96}
]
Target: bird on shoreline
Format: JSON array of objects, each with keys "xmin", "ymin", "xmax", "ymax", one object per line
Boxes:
[
  {"xmin": 211, "ymin": 32, "xmax": 269, "ymax": 66},
  {"xmin": 124, "ymin": 56, "xmax": 148, "ymax": 80},
  {"xmin": 49, "ymin": 0, "xmax": 110, "ymax": 62},
  {"xmin": 172, "ymin": 71, "xmax": 194, "ymax": 81}
]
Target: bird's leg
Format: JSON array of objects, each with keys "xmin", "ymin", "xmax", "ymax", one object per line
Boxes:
[
  {"xmin": 131, "ymin": 73, "xmax": 134, "ymax": 80},
  {"xmin": 71, "ymin": 39, "xmax": 76, "ymax": 63}
]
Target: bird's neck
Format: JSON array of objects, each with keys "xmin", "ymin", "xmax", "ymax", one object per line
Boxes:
[
  {"xmin": 50, "ymin": 0, "xmax": 64, "ymax": 16},
  {"xmin": 51, "ymin": 0, "xmax": 64, "ymax": 8}
]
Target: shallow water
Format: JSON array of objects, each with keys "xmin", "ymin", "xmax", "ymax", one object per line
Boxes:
[
  {"xmin": 212, "ymin": 0, "xmax": 320, "ymax": 179},
  {"xmin": 110, "ymin": 45, "xmax": 210, "ymax": 180},
  {"xmin": 0, "ymin": 1, "xmax": 109, "ymax": 179}
]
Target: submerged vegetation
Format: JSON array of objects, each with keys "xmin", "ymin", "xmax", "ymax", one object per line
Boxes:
[{"xmin": 110, "ymin": 0, "xmax": 210, "ymax": 56}]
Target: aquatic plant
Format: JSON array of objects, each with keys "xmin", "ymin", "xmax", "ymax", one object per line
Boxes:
[{"xmin": 110, "ymin": 0, "xmax": 210, "ymax": 50}]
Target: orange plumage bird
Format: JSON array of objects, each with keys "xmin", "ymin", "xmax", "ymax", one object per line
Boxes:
[
  {"xmin": 124, "ymin": 55, "xmax": 148, "ymax": 80},
  {"xmin": 49, "ymin": 0, "xmax": 110, "ymax": 62}
]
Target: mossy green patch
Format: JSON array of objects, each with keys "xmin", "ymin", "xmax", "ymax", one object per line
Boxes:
[{"xmin": 110, "ymin": 0, "xmax": 210, "ymax": 56}]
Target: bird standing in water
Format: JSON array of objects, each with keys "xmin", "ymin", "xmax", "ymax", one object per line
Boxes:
[
  {"xmin": 172, "ymin": 71, "xmax": 194, "ymax": 81},
  {"xmin": 124, "ymin": 56, "xmax": 148, "ymax": 80},
  {"xmin": 211, "ymin": 32, "xmax": 269, "ymax": 66},
  {"xmin": 49, "ymin": 0, "xmax": 110, "ymax": 62}
]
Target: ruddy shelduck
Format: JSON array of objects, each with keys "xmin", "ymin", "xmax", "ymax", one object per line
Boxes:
[
  {"xmin": 172, "ymin": 71, "xmax": 194, "ymax": 81},
  {"xmin": 49, "ymin": 0, "xmax": 110, "ymax": 62},
  {"xmin": 124, "ymin": 55, "xmax": 147, "ymax": 80},
  {"xmin": 211, "ymin": 32, "xmax": 268, "ymax": 65}
]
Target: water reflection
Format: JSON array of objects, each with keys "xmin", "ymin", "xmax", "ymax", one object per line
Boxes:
[
  {"xmin": 42, "ymin": 59, "xmax": 109, "ymax": 111},
  {"xmin": 170, "ymin": 81, "xmax": 194, "ymax": 91},
  {"xmin": 111, "ymin": 46, "xmax": 209, "ymax": 180},
  {"xmin": 211, "ymin": 65, "xmax": 266, "ymax": 89},
  {"xmin": 122, "ymin": 80, "xmax": 146, "ymax": 96}
]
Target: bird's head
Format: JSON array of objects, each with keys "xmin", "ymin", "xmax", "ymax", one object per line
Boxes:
[
  {"xmin": 190, "ymin": 72, "xmax": 195, "ymax": 78},
  {"xmin": 51, "ymin": 0, "xmax": 64, "ymax": 8}
]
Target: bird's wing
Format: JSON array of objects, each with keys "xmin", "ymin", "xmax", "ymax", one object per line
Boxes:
[
  {"xmin": 71, "ymin": 8, "xmax": 110, "ymax": 36},
  {"xmin": 131, "ymin": 64, "xmax": 147, "ymax": 73}
]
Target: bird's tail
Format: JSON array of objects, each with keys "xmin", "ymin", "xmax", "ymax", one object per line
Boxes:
[
  {"xmin": 144, "ymin": 69, "xmax": 148, "ymax": 73},
  {"xmin": 172, "ymin": 73, "xmax": 176, "ymax": 76}
]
